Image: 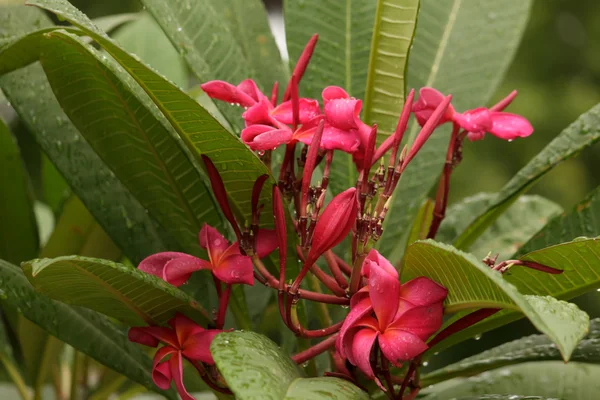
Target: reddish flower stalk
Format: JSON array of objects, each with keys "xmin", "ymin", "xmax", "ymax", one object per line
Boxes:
[
  {"xmin": 292, "ymin": 334, "xmax": 339, "ymax": 364},
  {"xmin": 215, "ymin": 284, "xmax": 232, "ymax": 329},
  {"xmin": 271, "ymin": 81, "xmax": 279, "ymax": 106},
  {"xmin": 324, "ymin": 250, "xmax": 349, "ymax": 289}
]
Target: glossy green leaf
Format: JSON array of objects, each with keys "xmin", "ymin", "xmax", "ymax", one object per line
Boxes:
[
  {"xmin": 284, "ymin": 0, "xmax": 376, "ymax": 195},
  {"xmin": 363, "ymin": 0, "xmax": 419, "ymax": 140},
  {"xmin": 211, "ymin": 331, "xmax": 300, "ymax": 399},
  {"xmin": 284, "ymin": 377, "xmax": 369, "ymax": 400},
  {"xmin": 22, "ymin": 255, "xmax": 211, "ymax": 326},
  {"xmin": 437, "ymin": 194, "xmax": 562, "ymax": 260},
  {"xmin": 113, "ymin": 13, "xmax": 187, "ymax": 88},
  {"xmin": 0, "ymin": 118, "xmax": 38, "ymax": 265},
  {"xmin": 422, "ymin": 318, "xmax": 600, "ymax": 387},
  {"xmin": 0, "ymin": 259, "xmax": 176, "ymax": 399},
  {"xmin": 379, "ymin": 0, "xmax": 533, "ymax": 263},
  {"xmin": 454, "ymin": 103, "xmax": 600, "ymax": 251},
  {"xmin": 93, "ymin": 12, "xmax": 140, "ymax": 34},
  {"xmin": 28, "ymin": 0, "xmax": 276, "ymax": 227},
  {"xmin": 0, "ymin": 5, "xmax": 170, "ymax": 264},
  {"xmin": 402, "ymin": 240, "xmax": 589, "ymax": 360},
  {"xmin": 39, "ymin": 31, "xmax": 223, "ymax": 256},
  {"xmin": 422, "ymin": 362, "xmax": 600, "ymax": 400}
]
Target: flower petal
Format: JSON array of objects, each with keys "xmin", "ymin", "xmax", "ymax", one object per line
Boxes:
[
  {"xmin": 241, "ymin": 124, "xmax": 277, "ymax": 143},
  {"xmin": 388, "ymin": 303, "xmax": 445, "ymax": 341},
  {"xmin": 489, "ymin": 112, "xmax": 534, "ymax": 140},
  {"xmin": 324, "ymin": 98, "xmax": 362, "ymax": 131},
  {"xmin": 364, "ymin": 250, "xmax": 400, "ymax": 329},
  {"xmin": 453, "ymin": 108, "xmax": 492, "ymax": 133},
  {"xmin": 337, "ymin": 297, "xmax": 373, "ymax": 358},
  {"xmin": 214, "ymin": 252, "xmax": 254, "ymax": 285},
  {"xmin": 255, "ymin": 229, "xmax": 278, "ymax": 258},
  {"xmin": 412, "ymin": 87, "xmax": 455, "ymax": 127},
  {"xmin": 168, "ymin": 313, "xmax": 206, "ymax": 345},
  {"xmin": 318, "ymin": 124, "xmax": 361, "ymax": 153},
  {"xmin": 163, "ymin": 255, "xmax": 210, "ymax": 287},
  {"xmin": 399, "ymin": 277, "xmax": 448, "ymax": 306},
  {"xmin": 322, "ymin": 86, "xmax": 350, "ymax": 103},
  {"xmin": 246, "ymin": 127, "xmax": 293, "ymax": 150},
  {"xmin": 169, "ymin": 351, "xmax": 195, "ymax": 400},
  {"xmin": 243, "ymin": 98, "xmax": 276, "ymax": 126},
  {"xmin": 152, "ymin": 346, "xmax": 178, "ymax": 389},
  {"xmin": 378, "ymin": 329, "xmax": 428, "ymax": 367},
  {"xmin": 129, "ymin": 326, "xmax": 179, "ymax": 348},
  {"xmin": 138, "ymin": 252, "xmax": 189, "ymax": 279},
  {"xmin": 350, "ymin": 329, "xmax": 380, "ymax": 383},
  {"xmin": 237, "ymin": 79, "xmax": 265, "ymax": 103},
  {"xmin": 271, "ymin": 98, "xmax": 321, "ymax": 125},
  {"xmin": 199, "ymin": 224, "xmax": 230, "ymax": 263},
  {"xmin": 200, "ymin": 80, "xmax": 256, "ymax": 108},
  {"xmin": 182, "ymin": 329, "xmax": 221, "ymax": 364}
]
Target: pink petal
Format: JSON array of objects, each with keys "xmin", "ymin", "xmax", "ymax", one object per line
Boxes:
[
  {"xmin": 255, "ymin": 229, "xmax": 278, "ymax": 258},
  {"xmin": 412, "ymin": 87, "xmax": 455, "ymax": 127},
  {"xmin": 129, "ymin": 326, "xmax": 178, "ymax": 348},
  {"xmin": 271, "ymin": 98, "xmax": 321, "ymax": 125},
  {"xmin": 182, "ymin": 330, "xmax": 222, "ymax": 364},
  {"xmin": 246, "ymin": 127, "xmax": 293, "ymax": 150},
  {"xmin": 453, "ymin": 108, "xmax": 492, "ymax": 133},
  {"xmin": 237, "ymin": 79, "xmax": 265, "ymax": 103},
  {"xmin": 378, "ymin": 329, "xmax": 428, "ymax": 367},
  {"xmin": 489, "ymin": 112, "xmax": 534, "ymax": 140},
  {"xmin": 350, "ymin": 286, "xmax": 370, "ymax": 308},
  {"xmin": 152, "ymin": 346, "xmax": 178, "ymax": 390},
  {"xmin": 324, "ymin": 98, "xmax": 362, "ymax": 131},
  {"xmin": 242, "ymin": 98, "xmax": 276, "ymax": 126},
  {"xmin": 350, "ymin": 329, "xmax": 380, "ymax": 384},
  {"xmin": 322, "ymin": 86, "xmax": 350, "ymax": 103},
  {"xmin": 364, "ymin": 250, "xmax": 400, "ymax": 329},
  {"xmin": 388, "ymin": 303, "xmax": 445, "ymax": 341},
  {"xmin": 337, "ymin": 297, "xmax": 373, "ymax": 359},
  {"xmin": 168, "ymin": 313, "xmax": 206, "ymax": 345},
  {"xmin": 198, "ymin": 224, "xmax": 229, "ymax": 263},
  {"xmin": 163, "ymin": 255, "xmax": 210, "ymax": 287},
  {"xmin": 467, "ymin": 131, "xmax": 486, "ymax": 141},
  {"xmin": 399, "ymin": 277, "xmax": 448, "ymax": 306},
  {"xmin": 361, "ymin": 249, "xmax": 398, "ymax": 280},
  {"xmin": 169, "ymin": 351, "xmax": 195, "ymax": 400},
  {"xmin": 138, "ymin": 252, "xmax": 189, "ymax": 278},
  {"xmin": 241, "ymin": 124, "xmax": 276, "ymax": 142},
  {"xmin": 200, "ymin": 80, "xmax": 256, "ymax": 108},
  {"xmin": 214, "ymin": 253, "xmax": 254, "ymax": 285},
  {"xmin": 317, "ymin": 124, "xmax": 361, "ymax": 153}
]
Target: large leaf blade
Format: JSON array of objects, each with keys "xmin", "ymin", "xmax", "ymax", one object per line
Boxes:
[
  {"xmin": 22, "ymin": 255, "xmax": 210, "ymax": 326},
  {"xmin": 379, "ymin": 0, "xmax": 533, "ymax": 263},
  {"xmin": 39, "ymin": 30, "xmax": 223, "ymax": 256},
  {"xmin": 402, "ymin": 240, "xmax": 590, "ymax": 360},
  {"xmin": 284, "ymin": 377, "xmax": 369, "ymax": 400}
]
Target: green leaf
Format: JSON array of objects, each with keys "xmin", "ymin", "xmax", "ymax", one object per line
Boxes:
[
  {"xmin": 379, "ymin": 0, "xmax": 533, "ymax": 263},
  {"xmin": 363, "ymin": 0, "xmax": 419, "ymax": 141},
  {"xmin": 0, "ymin": 117, "xmax": 38, "ymax": 265},
  {"xmin": 0, "ymin": 5, "xmax": 170, "ymax": 264},
  {"xmin": 39, "ymin": 30, "xmax": 223, "ymax": 256},
  {"xmin": 113, "ymin": 13, "xmax": 187, "ymax": 88},
  {"xmin": 22, "ymin": 255, "xmax": 210, "ymax": 326},
  {"xmin": 0, "ymin": 259, "xmax": 176, "ymax": 399},
  {"xmin": 422, "ymin": 362, "xmax": 600, "ymax": 400},
  {"xmin": 422, "ymin": 318, "xmax": 600, "ymax": 387},
  {"xmin": 438, "ymin": 194, "xmax": 562, "ymax": 260},
  {"xmin": 0, "ymin": 308, "xmax": 28, "ymax": 399},
  {"xmin": 454, "ymin": 103, "xmax": 600, "ymax": 251},
  {"xmin": 402, "ymin": 240, "xmax": 589, "ymax": 360},
  {"xmin": 211, "ymin": 331, "xmax": 366, "ymax": 400},
  {"xmin": 284, "ymin": 0, "xmax": 376, "ymax": 195},
  {"xmin": 28, "ymin": 0, "xmax": 277, "ymax": 227},
  {"xmin": 284, "ymin": 377, "xmax": 369, "ymax": 400},
  {"xmin": 406, "ymin": 198, "xmax": 434, "ymax": 247},
  {"xmin": 211, "ymin": 331, "xmax": 300, "ymax": 399},
  {"xmin": 93, "ymin": 12, "xmax": 140, "ymax": 34}
]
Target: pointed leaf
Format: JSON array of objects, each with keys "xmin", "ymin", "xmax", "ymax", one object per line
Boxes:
[
  {"xmin": 402, "ymin": 240, "xmax": 589, "ymax": 360},
  {"xmin": 379, "ymin": 0, "xmax": 533, "ymax": 263},
  {"xmin": 22, "ymin": 255, "xmax": 211, "ymax": 326}
]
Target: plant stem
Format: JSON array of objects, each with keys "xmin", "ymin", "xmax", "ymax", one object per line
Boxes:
[
  {"xmin": 1, "ymin": 357, "xmax": 31, "ymax": 400},
  {"xmin": 292, "ymin": 334, "xmax": 338, "ymax": 364},
  {"xmin": 349, "ymin": 253, "xmax": 367, "ymax": 295},
  {"xmin": 69, "ymin": 351, "xmax": 82, "ymax": 400},
  {"xmin": 216, "ymin": 284, "xmax": 232, "ymax": 329},
  {"xmin": 324, "ymin": 250, "xmax": 349, "ymax": 288},
  {"xmin": 34, "ymin": 336, "xmax": 62, "ymax": 400}
]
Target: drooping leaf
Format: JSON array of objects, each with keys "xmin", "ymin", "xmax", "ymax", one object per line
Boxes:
[
  {"xmin": 22, "ymin": 255, "xmax": 211, "ymax": 326},
  {"xmin": 93, "ymin": 12, "xmax": 140, "ymax": 34},
  {"xmin": 284, "ymin": 0, "xmax": 377, "ymax": 195},
  {"xmin": 379, "ymin": 0, "xmax": 533, "ymax": 263},
  {"xmin": 113, "ymin": 13, "xmax": 187, "ymax": 88},
  {"xmin": 421, "ymin": 318, "xmax": 600, "ymax": 387},
  {"xmin": 0, "ymin": 117, "xmax": 38, "ymax": 265},
  {"xmin": 39, "ymin": 31, "xmax": 223, "ymax": 256},
  {"xmin": 454, "ymin": 103, "xmax": 600, "ymax": 251},
  {"xmin": 422, "ymin": 362, "xmax": 600, "ymax": 400},
  {"xmin": 0, "ymin": 5, "xmax": 170, "ymax": 264},
  {"xmin": 0, "ymin": 259, "xmax": 176, "ymax": 399},
  {"xmin": 402, "ymin": 240, "xmax": 589, "ymax": 360},
  {"xmin": 284, "ymin": 377, "xmax": 369, "ymax": 400},
  {"xmin": 363, "ymin": 0, "xmax": 419, "ymax": 141}
]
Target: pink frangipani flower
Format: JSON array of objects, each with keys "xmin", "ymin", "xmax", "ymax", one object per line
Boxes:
[
  {"xmin": 138, "ymin": 224, "xmax": 277, "ymax": 286},
  {"xmin": 128, "ymin": 313, "xmax": 222, "ymax": 400},
  {"xmin": 413, "ymin": 87, "xmax": 533, "ymax": 141},
  {"xmin": 337, "ymin": 250, "xmax": 447, "ymax": 387}
]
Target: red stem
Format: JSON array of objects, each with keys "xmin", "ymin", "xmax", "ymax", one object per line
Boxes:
[
  {"xmin": 324, "ymin": 251, "xmax": 349, "ymax": 288},
  {"xmin": 215, "ymin": 284, "xmax": 232, "ymax": 329},
  {"xmin": 292, "ymin": 334, "xmax": 338, "ymax": 364}
]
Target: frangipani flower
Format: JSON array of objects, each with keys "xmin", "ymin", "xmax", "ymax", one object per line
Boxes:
[
  {"xmin": 413, "ymin": 87, "xmax": 533, "ymax": 141},
  {"xmin": 128, "ymin": 313, "xmax": 222, "ymax": 400},
  {"xmin": 139, "ymin": 224, "xmax": 277, "ymax": 286},
  {"xmin": 337, "ymin": 250, "xmax": 447, "ymax": 386}
]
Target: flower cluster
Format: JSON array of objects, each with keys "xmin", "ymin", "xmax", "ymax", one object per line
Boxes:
[{"xmin": 128, "ymin": 34, "xmax": 537, "ymax": 400}]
